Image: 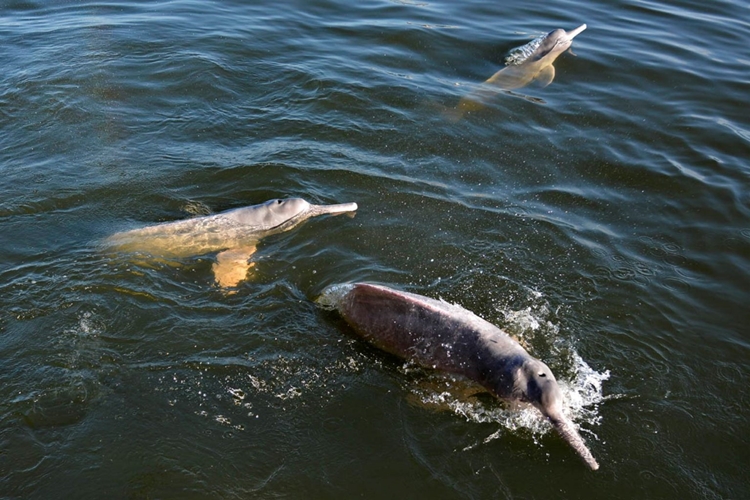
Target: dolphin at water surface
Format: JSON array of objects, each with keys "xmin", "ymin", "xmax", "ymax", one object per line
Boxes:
[
  {"xmin": 319, "ymin": 282, "xmax": 600, "ymax": 470},
  {"xmin": 105, "ymin": 198, "xmax": 358, "ymax": 288},
  {"xmin": 451, "ymin": 24, "xmax": 587, "ymax": 119}
]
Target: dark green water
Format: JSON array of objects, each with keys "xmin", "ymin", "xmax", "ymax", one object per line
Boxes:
[{"xmin": 1, "ymin": 0, "xmax": 748, "ymax": 498}]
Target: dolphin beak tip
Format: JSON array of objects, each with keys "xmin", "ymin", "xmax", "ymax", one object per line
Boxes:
[{"xmin": 339, "ymin": 202, "xmax": 358, "ymax": 213}]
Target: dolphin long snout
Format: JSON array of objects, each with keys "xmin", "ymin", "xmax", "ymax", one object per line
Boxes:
[
  {"xmin": 308, "ymin": 202, "xmax": 358, "ymax": 216},
  {"xmin": 565, "ymin": 24, "xmax": 587, "ymax": 41},
  {"xmin": 550, "ymin": 415, "xmax": 599, "ymax": 470}
]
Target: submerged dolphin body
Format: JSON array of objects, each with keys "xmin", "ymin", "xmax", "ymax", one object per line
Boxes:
[
  {"xmin": 106, "ymin": 198, "xmax": 358, "ymax": 288},
  {"xmin": 320, "ymin": 283, "xmax": 599, "ymax": 470},
  {"xmin": 451, "ymin": 24, "xmax": 587, "ymax": 119}
]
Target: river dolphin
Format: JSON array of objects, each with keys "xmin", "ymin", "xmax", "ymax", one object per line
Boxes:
[
  {"xmin": 320, "ymin": 282, "xmax": 599, "ymax": 470},
  {"xmin": 451, "ymin": 24, "xmax": 587, "ymax": 119},
  {"xmin": 106, "ymin": 198, "xmax": 358, "ymax": 288}
]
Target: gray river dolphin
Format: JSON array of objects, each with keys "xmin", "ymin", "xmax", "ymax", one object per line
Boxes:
[
  {"xmin": 321, "ymin": 282, "xmax": 599, "ymax": 470},
  {"xmin": 451, "ymin": 24, "xmax": 587, "ymax": 119},
  {"xmin": 106, "ymin": 198, "xmax": 358, "ymax": 288}
]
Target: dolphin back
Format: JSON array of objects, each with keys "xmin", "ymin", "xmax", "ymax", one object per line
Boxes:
[{"xmin": 331, "ymin": 283, "xmax": 530, "ymax": 386}]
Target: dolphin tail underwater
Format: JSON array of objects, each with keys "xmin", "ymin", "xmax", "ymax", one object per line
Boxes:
[
  {"xmin": 449, "ymin": 24, "xmax": 587, "ymax": 120},
  {"xmin": 318, "ymin": 282, "xmax": 600, "ymax": 470},
  {"xmin": 105, "ymin": 198, "xmax": 358, "ymax": 288}
]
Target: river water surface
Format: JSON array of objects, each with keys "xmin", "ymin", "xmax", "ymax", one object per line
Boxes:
[{"xmin": 1, "ymin": 0, "xmax": 748, "ymax": 498}]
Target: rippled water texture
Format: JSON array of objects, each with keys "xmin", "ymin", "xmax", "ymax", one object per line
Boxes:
[{"xmin": 1, "ymin": 0, "xmax": 748, "ymax": 498}]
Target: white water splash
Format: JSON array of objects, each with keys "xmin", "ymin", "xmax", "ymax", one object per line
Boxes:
[
  {"xmin": 559, "ymin": 352, "xmax": 610, "ymax": 431},
  {"xmin": 502, "ymin": 306, "xmax": 545, "ymax": 334}
]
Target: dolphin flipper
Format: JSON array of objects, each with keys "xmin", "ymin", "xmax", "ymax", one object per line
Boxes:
[
  {"xmin": 536, "ymin": 64, "xmax": 556, "ymax": 87},
  {"xmin": 212, "ymin": 245, "xmax": 257, "ymax": 288},
  {"xmin": 501, "ymin": 89, "xmax": 547, "ymax": 105}
]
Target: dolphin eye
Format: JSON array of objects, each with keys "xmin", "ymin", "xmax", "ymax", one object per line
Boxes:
[{"xmin": 277, "ymin": 199, "xmax": 283, "ymax": 204}]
